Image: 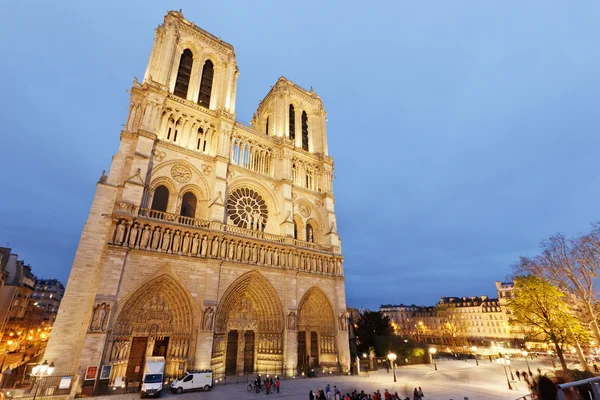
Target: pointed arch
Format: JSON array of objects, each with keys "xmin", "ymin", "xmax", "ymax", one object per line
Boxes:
[
  {"xmin": 198, "ymin": 60, "xmax": 214, "ymax": 108},
  {"xmin": 298, "ymin": 286, "xmax": 336, "ymax": 335},
  {"xmin": 214, "ymin": 271, "xmax": 284, "ymax": 333},
  {"xmin": 289, "ymin": 104, "xmax": 295, "ymax": 141},
  {"xmin": 113, "ymin": 273, "xmax": 196, "ymax": 339}
]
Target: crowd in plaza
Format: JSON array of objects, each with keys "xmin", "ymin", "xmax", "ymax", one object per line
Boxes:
[{"xmin": 308, "ymin": 384, "xmax": 426, "ymax": 400}]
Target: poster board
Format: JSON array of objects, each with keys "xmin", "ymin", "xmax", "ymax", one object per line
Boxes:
[
  {"xmin": 99, "ymin": 365, "xmax": 112, "ymax": 380},
  {"xmin": 85, "ymin": 365, "xmax": 98, "ymax": 381}
]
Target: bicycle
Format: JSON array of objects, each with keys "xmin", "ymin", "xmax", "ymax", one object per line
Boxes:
[{"xmin": 247, "ymin": 381, "xmax": 265, "ymax": 392}]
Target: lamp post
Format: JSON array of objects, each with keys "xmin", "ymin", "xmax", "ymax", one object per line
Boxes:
[
  {"xmin": 471, "ymin": 346, "xmax": 479, "ymax": 366},
  {"xmin": 31, "ymin": 360, "xmax": 55, "ymax": 400},
  {"xmin": 496, "ymin": 358, "xmax": 512, "ymax": 390},
  {"xmin": 521, "ymin": 350, "xmax": 532, "ymax": 374},
  {"xmin": 429, "ymin": 348, "xmax": 437, "ymax": 371},
  {"xmin": 387, "ymin": 353, "xmax": 397, "ymax": 383},
  {"xmin": 504, "ymin": 354, "xmax": 515, "ymax": 380}
]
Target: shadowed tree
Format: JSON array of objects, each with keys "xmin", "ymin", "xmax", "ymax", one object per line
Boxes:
[
  {"xmin": 355, "ymin": 311, "xmax": 394, "ymax": 356},
  {"xmin": 508, "ymin": 275, "xmax": 589, "ymax": 373}
]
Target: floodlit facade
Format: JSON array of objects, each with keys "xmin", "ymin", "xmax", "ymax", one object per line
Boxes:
[{"xmin": 44, "ymin": 10, "xmax": 349, "ymax": 386}]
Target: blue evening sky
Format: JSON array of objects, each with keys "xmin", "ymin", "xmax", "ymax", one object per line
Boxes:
[{"xmin": 1, "ymin": 1, "xmax": 599, "ymax": 310}]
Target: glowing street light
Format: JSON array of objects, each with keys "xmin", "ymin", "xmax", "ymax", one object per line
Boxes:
[
  {"xmin": 504, "ymin": 354, "xmax": 515, "ymax": 380},
  {"xmin": 31, "ymin": 360, "xmax": 55, "ymax": 400},
  {"xmin": 429, "ymin": 348, "xmax": 437, "ymax": 371},
  {"xmin": 387, "ymin": 353, "xmax": 397, "ymax": 382},
  {"xmin": 496, "ymin": 357, "xmax": 512, "ymax": 390}
]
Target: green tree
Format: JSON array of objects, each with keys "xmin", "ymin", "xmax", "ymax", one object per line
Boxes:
[
  {"xmin": 508, "ymin": 275, "xmax": 589, "ymax": 373},
  {"xmin": 355, "ymin": 311, "xmax": 394, "ymax": 356}
]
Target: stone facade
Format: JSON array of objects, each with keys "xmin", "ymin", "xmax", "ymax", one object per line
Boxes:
[{"xmin": 44, "ymin": 10, "xmax": 350, "ymax": 385}]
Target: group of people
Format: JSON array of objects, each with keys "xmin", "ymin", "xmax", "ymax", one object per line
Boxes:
[
  {"xmin": 310, "ymin": 385, "xmax": 426, "ymax": 400},
  {"xmin": 254, "ymin": 375, "xmax": 281, "ymax": 394}
]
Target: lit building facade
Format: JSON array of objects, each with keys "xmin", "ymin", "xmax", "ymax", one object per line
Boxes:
[
  {"xmin": 31, "ymin": 279, "xmax": 65, "ymax": 327},
  {"xmin": 44, "ymin": 10, "xmax": 349, "ymax": 385}
]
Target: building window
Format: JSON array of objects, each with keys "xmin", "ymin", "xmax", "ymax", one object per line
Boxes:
[
  {"xmin": 196, "ymin": 127, "xmax": 208, "ymax": 152},
  {"xmin": 289, "ymin": 104, "xmax": 295, "ymax": 141},
  {"xmin": 293, "ymin": 221, "xmax": 298, "ymax": 240},
  {"xmin": 174, "ymin": 49, "xmax": 193, "ymax": 99},
  {"xmin": 265, "ymin": 117, "xmax": 269, "ymax": 136},
  {"xmin": 180, "ymin": 192, "xmax": 197, "ymax": 218},
  {"xmin": 198, "ymin": 60, "xmax": 214, "ymax": 108},
  {"xmin": 301, "ymin": 111, "xmax": 309, "ymax": 151},
  {"xmin": 151, "ymin": 185, "xmax": 169, "ymax": 212}
]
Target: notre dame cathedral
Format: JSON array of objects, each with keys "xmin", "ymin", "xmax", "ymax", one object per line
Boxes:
[{"xmin": 44, "ymin": 10, "xmax": 349, "ymax": 386}]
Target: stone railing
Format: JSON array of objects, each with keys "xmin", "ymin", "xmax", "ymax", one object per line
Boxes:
[{"xmin": 111, "ymin": 204, "xmax": 343, "ymax": 276}]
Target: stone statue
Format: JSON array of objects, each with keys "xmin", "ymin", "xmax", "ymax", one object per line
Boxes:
[
  {"xmin": 201, "ymin": 235, "xmax": 208, "ymax": 256},
  {"xmin": 182, "ymin": 232, "xmax": 190, "ymax": 254},
  {"xmin": 151, "ymin": 227, "xmax": 161, "ymax": 249},
  {"xmin": 244, "ymin": 242, "xmax": 250, "ymax": 261},
  {"xmin": 90, "ymin": 303, "xmax": 110, "ymax": 331},
  {"xmin": 219, "ymin": 238, "xmax": 227, "ymax": 258},
  {"xmin": 227, "ymin": 239, "xmax": 235, "ymax": 260},
  {"xmin": 273, "ymin": 248, "xmax": 279, "ymax": 266},
  {"xmin": 128, "ymin": 223, "xmax": 139, "ymax": 247},
  {"xmin": 140, "ymin": 226, "xmax": 151, "ymax": 249},
  {"xmin": 191, "ymin": 234, "xmax": 199, "ymax": 255},
  {"xmin": 236, "ymin": 241, "xmax": 243, "ymax": 261},
  {"xmin": 266, "ymin": 247, "xmax": 272, "ymax": 265},
  {"xmin": 203, "ymin": 307, "xmax": 214, "ymax": 331},
  {"xmin": 259, "ymin": 246, "xmax": 266, "ymax": 264},
  {"xmin": 211, "ymin": 236, "xmax": 219, "ymax": 257},
  {"xmin": 116, "ymin": 221, "xmax": 126, "ymax": 244},
  {"xmin": 287, "ymin": 310, "xmax": 297, "ymax": 330},
  {"xmin": 251, "ymin": 244, "xmax": 258, "ymax": 263},
  {"xmin": 161, "ymin": 229, "xmax": 171, "ymax": 252},
  {"xmin": 172, "ymin": 230, "xmax": 181, "ymax": 253}
]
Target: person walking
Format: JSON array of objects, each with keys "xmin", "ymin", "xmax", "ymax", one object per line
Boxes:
[
  {"xmin": 326, "ymin": 384, "xmax": 332, "ymax": 400},
  {"xmin": 516, "ymin": 370, "xmax": 521, "ymax": 381},
  {"xmin": 276, "ymin": 378, "xmax": 280, "ymax": 393},
  {"xmin": 594, "ymin": 364, "xmax": 599, "ymax": 373},
  {"xmin": 417, "ymin": 388, "xmax": 424, "ymax": 398},
  {"xmin": 265, "ymin": 378, "xmax": 271, "ymax": 395},
  {"xmin": 413, "ymin": 388, "xmax": 420, "ymax": 400},
  {"xmin": 310, "ymin": 391, "xmax": 315, "ymax": 400}
]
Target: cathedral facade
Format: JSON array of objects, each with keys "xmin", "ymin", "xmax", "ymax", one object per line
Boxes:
[{"xmin": 44, "ymin": 11, "xmax": 350, "ymax": 384}]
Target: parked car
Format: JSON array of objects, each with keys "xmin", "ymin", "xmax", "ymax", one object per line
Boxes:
[{"xmin": 170, "ymin": 371, "xmax": 213, "ymax": 394}]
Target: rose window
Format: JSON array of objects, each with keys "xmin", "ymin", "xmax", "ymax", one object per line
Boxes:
[{"xmin": 227, "ymin": 188, "xmax": 268, "ymax": 230}]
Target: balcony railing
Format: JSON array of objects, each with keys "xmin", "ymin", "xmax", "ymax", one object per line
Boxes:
[{"xmin": 112, "ymin": 204, "xmax": 343, "ymax": 276}]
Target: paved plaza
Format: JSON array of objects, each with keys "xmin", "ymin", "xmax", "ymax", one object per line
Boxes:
[{"xmin": 88, "ymin": 359, "xmax": 554, "ymax": 400}]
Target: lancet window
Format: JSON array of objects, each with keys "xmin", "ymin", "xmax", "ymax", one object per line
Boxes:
[
  {"xmin": 230, "ymin": 136, "xmax": 274, "ymax": 177},
  {"xmin": 180, "ymin": 192, "xmax": 197, "ymax": 218},
  {"xmin": 306, "ymin": 224, "xmax": 314, "ymax": 243},
  {"xmin": 291, "ymin": 159, "xmax": 324, "ymax": 192},
  {"xmin": 174, "ymin": 49, "xmax": 193, "ymax": 99},
  {"xmin": 265, "ymin": 117, "xmax": 269, "ymax": 136},
  {"xmin": 198, "ymin": 60, "xmax": 214, "ymax": 108},
  {"xmin": 196, "ymin": 127, "xmax": 210, "ymax": 153},
  {"xmin": 289, "ymin": 104, "xmax": 295, "ymax": 141},
  {"xmin": 165, "ymin": 118, "xmax": 180, "ymax": 143},
  {"xmin": 301, "ymin": 111, "xmax": 309, "ymax": 151}
]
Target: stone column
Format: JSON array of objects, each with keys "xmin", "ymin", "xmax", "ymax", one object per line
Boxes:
[
  {"xmin": 237, "ymin": 330, "xmax": 246, "ymax": 376},
  {"xmin": 284, "ymin": 330, "xmax": 297, "ymax": 376}
]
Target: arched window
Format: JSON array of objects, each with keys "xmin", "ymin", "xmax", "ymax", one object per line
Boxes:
[
  {"xmin": 174, "ymin": 49, "xmax": 193, "ymax": 99},
  {"xmin": 180, "ymin": 192, "xmax": 197, "ymax": 218},
  {"xmin": 306, "ymin": 224, "xmax": 314, "ymax": 243},
  {"xmin": 151, "ymin": 185, "xmax": 169, "ymax": 212},
  {"xmin": 265, "ymin": 117, "xmax": 269, "ymax": 136},
  {"xmin": 293, "ymin": 221, "xmax": 298, "ymax": 240},
  {"xmin": 198, "ymin": 60, "xmax": 214, "ymax": 108},
  {"xmin": 289, "ymin": 104, "xmax": 295, "ymax": 141},
  {"xmin": 301, "ymin": 111, "xmax": 309, "ymax": 151},
  {"xmin": 196, "ymin": 127, "xmax": 208, "ymax": 152}
]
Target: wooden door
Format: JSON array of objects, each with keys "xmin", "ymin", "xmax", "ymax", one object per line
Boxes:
[
  {"xmin": 243, "ymin": 331, "xmax": 255, "ymax": 374},
  {"xmin": 310, "ymin": 332, "xmax": 319, "ymax": 366},
  {"xmin": 126, "ymin": 337, "xmax": 148, "ymax": 383},
  {"xmin": 225, "ymin": 330, "xmax": 238, "ymax": 376},
  {"xmin": 152, "ymin": 337, "xmax": 169, "ymax": 357},
  {"xmin": 297, "ymin": 331, "xmax": 306, "ymax": 369}
]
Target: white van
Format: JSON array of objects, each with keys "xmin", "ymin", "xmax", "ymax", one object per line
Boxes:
[
  {"xmin": 141, "ymin": 357, "xmax": 165, "ymax": 398},
  {"xmin": 170, "ymin": 370, "xmax": 213, "ymax": 393}
]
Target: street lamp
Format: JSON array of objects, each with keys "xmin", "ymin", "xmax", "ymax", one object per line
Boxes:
[
  {"xmin": 429, "ymin": 348, "xmax": 437, "ymax": 371},
  {"xmin": 31, "ymin": 360, "xmax": 55, "ymax": 400},
  {"xmin": 521, "ymin": 350, "xmax": 532, "ymax": 374},
  {"xmin": 471, "ymin": 346, "xmax": 479, "ymax": 366},
  {"xmin": 504, "ymin": 354, "xmax": 515, "ymax": 380},
  {"xmin": 496, "ymin": 358, "xmax": 512, "ymax": 390},
  {"xmin": 387, "ymin": 353, "xmax": 397, "ymax": 382}
]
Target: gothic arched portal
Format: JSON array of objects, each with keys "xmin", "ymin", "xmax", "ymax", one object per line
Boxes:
[
  {"xmin": 297, "ymin": 286, "xmax": 337, "ymax": 370},
  {"xmin": 109, "ymin": 274, "xmax": 196, "ymax": 381},
  {"xmin": 212, "ymin": 271, "xmax": 284, "ymax": 375}
]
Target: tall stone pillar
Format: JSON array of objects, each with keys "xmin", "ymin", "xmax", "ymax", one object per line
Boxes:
[{"xmin": 284, "ymin": 330, "xmax": 297, "ymax": 376}]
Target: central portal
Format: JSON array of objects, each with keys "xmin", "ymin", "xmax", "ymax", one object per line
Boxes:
[
  {"xmin": 225, "ymin": 331, "xmax": 239, "ymax": 375},
  {"xmin": 243, "ymin": 331, "xmax": 255, "ymax": 374}
]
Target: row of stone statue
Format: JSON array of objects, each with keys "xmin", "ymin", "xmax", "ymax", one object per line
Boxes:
[
  {"xmin": 320, "ymin": 336, "xmax": 337, "ymax": 354},
  {"xmin": 257, "ymin": 333, "xmax": 283, "ymax": 354},
  {"xmin": 111, "ymin": 219, "xmax": 343, "ymax": 275}
]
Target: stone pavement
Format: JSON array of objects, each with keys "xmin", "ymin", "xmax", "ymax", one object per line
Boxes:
[{"xmin": 87, "ymin": 359, "xmax": 552, "ymax": 400}]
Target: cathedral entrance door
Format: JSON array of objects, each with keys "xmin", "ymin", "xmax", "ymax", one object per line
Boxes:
[
  {"xmin": 297, "ymin": 331, "xmax": 307, "ymax": 370},
  {"xmin": 153, "ymin": 337, "xmax": 169, "ymax": 357},
  {"xmin": 126, "ymin": 337, "xmax": 148, "ymax": 383},
  {"xmin": 225, "ymin": 330, "xmax": 239, "ymax": 375},
  {"xmin": 310, "ymin": 332, "xmax": 319, "ymax": 366},
  {"xmin": 243, "ymin": 331, "xmax": 255, "ymax": 374}
]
